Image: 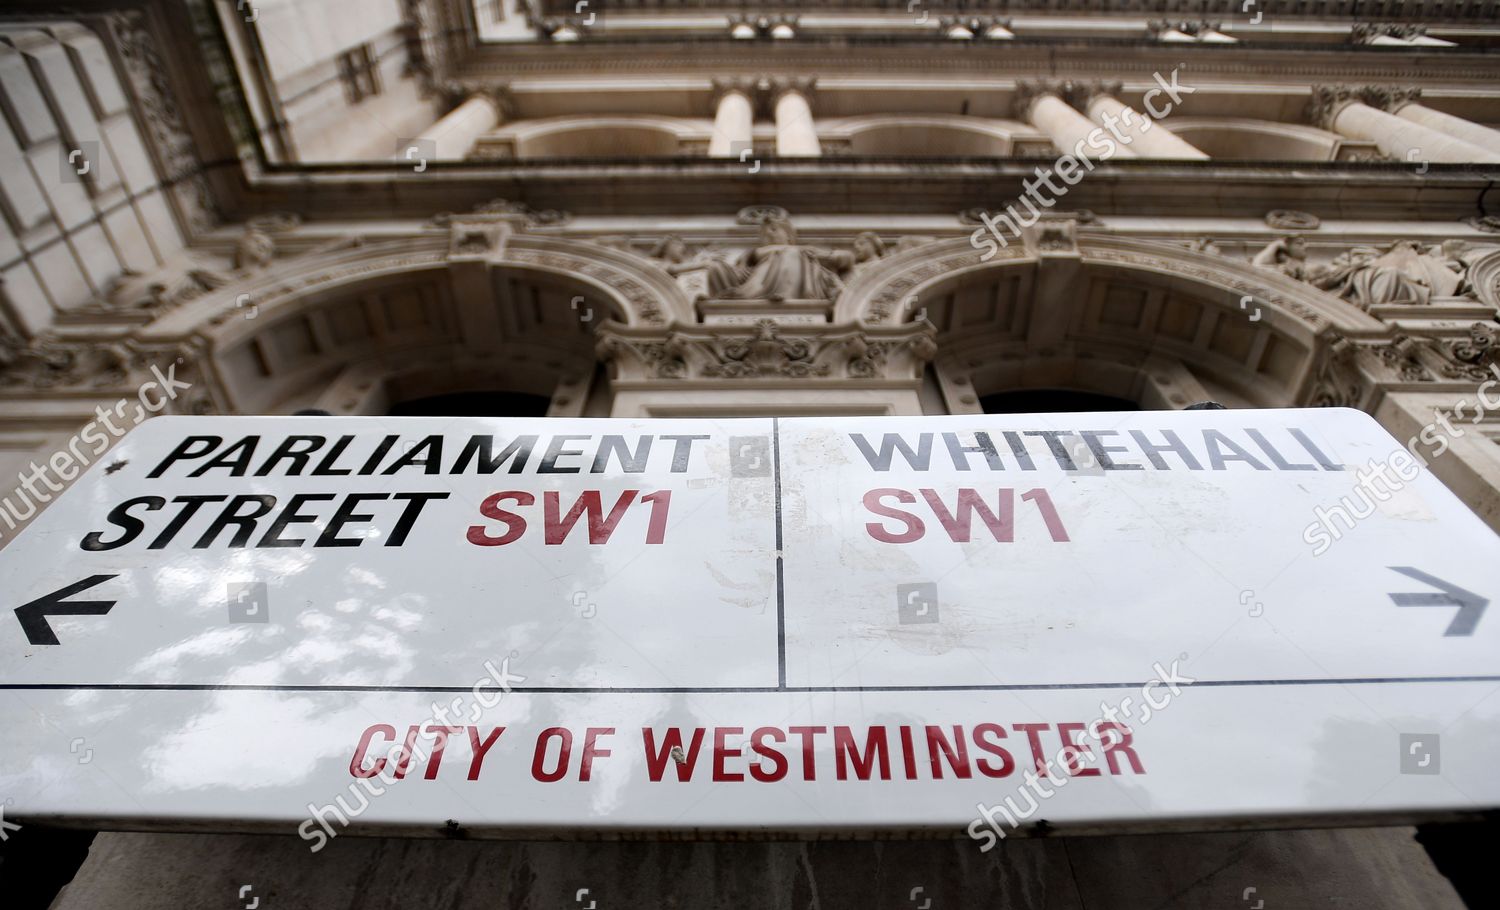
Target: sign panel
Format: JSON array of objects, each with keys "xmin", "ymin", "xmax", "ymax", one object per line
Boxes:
[{"xmin": 1, "ymin": 409, "xmax": 1497, "ymax": 845}]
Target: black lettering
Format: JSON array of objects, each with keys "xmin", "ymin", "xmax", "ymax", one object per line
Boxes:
[
  {"xmin": 317, "ymin": 493, "xmax": 389, "ymax": 547},
  {"xmin": 258, "ymin": 493, "xmax": 336, "ymax": 547},
  {"xmin": 81, "ymin": 496, "xmax": 165, "ymax": 550},
  {"xmin": 194, "ymin": 495, "xmax": 277, "ymax": 548},
  {"xmin": 147, "ymin": 436, "xmax": 221, "ymax": 478}
]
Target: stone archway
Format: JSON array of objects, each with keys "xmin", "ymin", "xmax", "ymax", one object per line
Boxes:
[
  {"xmin": 839, "ymin": 229, "xmax": 1386, "ymax": 412},
  {"xmin": 123, "ymin": 226, "xmax": 693, "ymax": 416}
]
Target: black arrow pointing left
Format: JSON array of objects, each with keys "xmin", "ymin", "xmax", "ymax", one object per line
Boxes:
[{"xmin": 15, "ymin": 575, "xmax": 119, "ymax": 646}]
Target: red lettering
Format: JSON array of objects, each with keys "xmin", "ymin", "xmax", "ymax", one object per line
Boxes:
[
  {"xmin": 544, "ymin": 491, "xmax": 638, "ymax": 545},
  {"xmin": 713, "ymin": 727, "xmax": 744, "ymax": 782},
  {"xmin": 467, "ymin": 491, "xmax": 532, "ymax": 545},
  {"xmin": 834, "ymin": 726, "xmax": 890, "ymax": 781},
  {"xmin": 925, "ymin": 725, "xmax": 972, "ymax": 779},
  {"xmin": 1057, "ymin": 722, "xmax": 1101, "ymax": 777},
  {"xmin": 350, "ymin": 724, "xmax": 396, "ymax": 778},
  {"xmin": 749, "ymin": 727, "xmax": 788, "ymax": 782},
  {"xmin": 787, "ymin": 726, "xmax": 826, "ymax": 781},
  {"xmin": 641, "ymin": 490, "xmax": 671, "ymax": 544},
  {"xmin": 863, "ymin": 489, "xmax": 924, "ymax": 543},
  {"xmin": 1013, "ymin": 723, "xmax": 1051, "ymax": 775},
  {"xmin": 972, "ymin": 723, "xmax": 1015, "ymax": 778},
  {"xmin": 1099, "ymin": 722, "xmax": 1145, "ymax": 774},
  {"xmin": 532, "ymin": 727, "xmax": 572, "ymax": 781},
  {"xmin": 422, "ymin": 725, "xmax": 462, "ymax": 780},
  {"xmin": 899, "ymin": 725, "xmax": 918, "ymax": 779},
  {"xmin": 920, "ymin": 489, "xmax": 1013, "ymax": 543},
  {"xmin": 466, "ymin": 726, "xmax": 505, "ymax": 780},
  {"xmin": 393, "ymin": 724, "xmax": 421, "ymax": 779},
  {"xmin": 579, "ymin": 727, "xmax": 613, "ymax": 781},
  {"xmin": 643, "ymin": 727, "xmax": 706, "ymax": 782},
  {"xmin": 1022, "ymin": 488, "xmax": 1070, "ymax": 542}
]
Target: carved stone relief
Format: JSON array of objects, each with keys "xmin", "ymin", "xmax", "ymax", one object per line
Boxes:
[{"xmin": 596, "ymin": 318, "xmax": 936, "ymax": 382}]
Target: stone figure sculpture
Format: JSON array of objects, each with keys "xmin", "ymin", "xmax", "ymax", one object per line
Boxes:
[
  {"xmin": 1253, "ymin": 236, "xmax": 1476, "ymax": 309},
  {"xmin": 650, "ymin": 235, "xmax": 742, "ymax": 298},
  {"xmin": 721, "ymin": 215, "xmax": 853, "ymax": 301},
  {"xmin": 1251, "ymin": 236, "xmax": 1313, "ymax": 280}
]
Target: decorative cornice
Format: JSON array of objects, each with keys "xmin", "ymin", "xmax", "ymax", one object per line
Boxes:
[
  {"xmin": 1012, "ymin": 80, "xmax": 1071, "ymax": 121},
  {"xmin": 595, "ymin": 317, "xmax": 936, "ymax": 382},
  {"xmin": 1360, "ymin": 84, "xmax": 1423, "ymax": 113},
  {"xmin": 531, "ymin": 0, "xmax": 1500, "ymax": 25},
  {"xmin": 1068, "ymin": 80, "xmax": 1123, "ymax": 109},
  {"xmin": 1351, "ymin": 23, "xmax": 1431, "ymax": 44},
  {"xmin": 1306, "ymin": 85, "xmax": 1364, "ymax": 130}
]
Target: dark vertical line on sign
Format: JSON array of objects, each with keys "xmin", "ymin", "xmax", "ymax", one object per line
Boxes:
[{"xmin": 772, "ymin": 417, "xmax": 787, "ymax": 690}]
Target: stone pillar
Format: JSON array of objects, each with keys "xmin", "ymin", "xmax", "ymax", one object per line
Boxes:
[
  {"xmin": 1076, "ymin": 83, "xmax": 1208, "ymax": 159},
  {"xmin": 1366, "ymin": 87, "xmax": 1500, "ymax": 154},
  {"xmin": 1017, "ymin": 83, "xmax": 1137, "ymax": 159},
  {"xmin": 1309, "ymin": 86, "xmax": 1500, "ymax": 163},
  {"xmin": 708, "ymin": 83, "xmax": 755, "ymax": 157},
  {"xmin": 405, "ymin": 89, "xmax": 508, "ymax": 160},
  {"xmin": 773, "ymin": 80, "xmax": 820, "ymax": 157}
]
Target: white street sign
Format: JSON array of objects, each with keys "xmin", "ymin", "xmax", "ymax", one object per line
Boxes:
[{"xmin": 0, "ymin": 409, "xmax": 1497, "ymax": 845}]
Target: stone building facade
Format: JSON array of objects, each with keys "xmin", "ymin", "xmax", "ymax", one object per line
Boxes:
[{"xmin": 1, "ymin": 1, "xmax": 1499, "ymax": 906}]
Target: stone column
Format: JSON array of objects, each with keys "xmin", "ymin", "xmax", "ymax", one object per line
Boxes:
[
  {"xmin": 708, "ymin": 82, "xmax": 755, "ymax": 157},
  {"xmin": 1367, "ymin": 87, "xmax": 1500, "ymax": 154},
  {"xmin": 1016, "ymin": 82, "xmax": 1137, "ymax": 159},
  {"xmin": 773, "ymin": 79, "xmax": 820, "ymax": 157},
  {"xmin": 405, "ymin": 88, "xmax": 509, "ymax": 160},
  {"xmin": 1309, "ymin": 86, "xmax": 1500, "ymax": 163},
  {"xmin": 1076, "ymin": 82, "xmax": 1208, "ymax": 159}
]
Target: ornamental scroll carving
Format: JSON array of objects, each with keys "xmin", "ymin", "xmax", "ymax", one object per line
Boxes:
[{"xmin": 595, "ymin": 318, "xmax": 936, "ymax": 382}]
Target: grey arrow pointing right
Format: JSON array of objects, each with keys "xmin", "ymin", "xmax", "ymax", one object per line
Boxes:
[{"xmin": 1388, "ymin": 566, "xmax": 1489, "ymax": 637}]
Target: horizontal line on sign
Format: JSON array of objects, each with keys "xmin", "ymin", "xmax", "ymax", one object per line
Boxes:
[{"xmin": 3, "ymin": 676, "xmax": 1500, "ymax": 693}]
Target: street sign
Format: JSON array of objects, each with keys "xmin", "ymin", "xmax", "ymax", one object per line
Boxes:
[{"xmin": 1, "ymin": 409, "xmax": 1497, "ymax": 846}]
